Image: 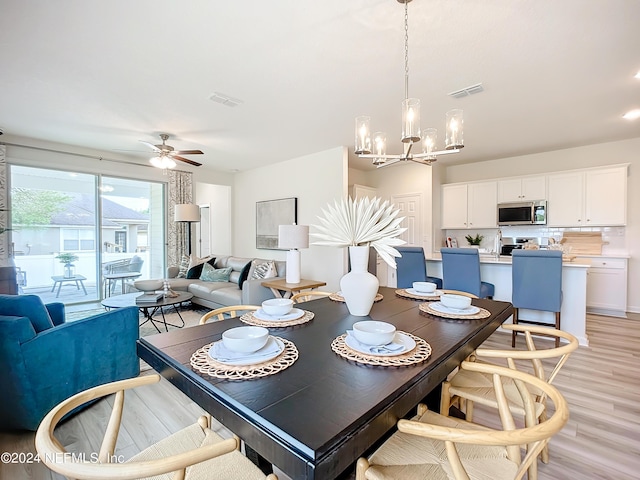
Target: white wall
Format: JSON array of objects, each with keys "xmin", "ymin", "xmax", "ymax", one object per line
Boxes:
[
  {"xmin": 233, "ymin": 147, "xmax": 347, "ymax": 291},
  {"xmin": 443, "ymin": 137, "xmax": 640, "ymax": 313}
]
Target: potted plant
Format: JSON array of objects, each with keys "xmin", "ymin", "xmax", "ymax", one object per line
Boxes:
[
  {"xmin": 312, "ymin": 196, "xmax": 406, "ymax": 316},
  {"xmin": 56, "ymin": 252, "xmax": 79, "ymax": 278},
  {"xmin": 465, "ymin": 234, "xmax": 484, "ymax": 247}
]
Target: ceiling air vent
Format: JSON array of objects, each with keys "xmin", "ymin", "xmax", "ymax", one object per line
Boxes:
[
  {"xmin": 448, "ymin": 83, "xmax": 484, "ymax": 99},
  {"xmin": 209, "ymin": 92, "xmax": 244, "ymax": 107}
]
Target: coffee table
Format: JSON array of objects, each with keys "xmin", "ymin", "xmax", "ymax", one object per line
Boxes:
[
  {"xmin": 51, "ymin": 275, "xmax": 88, "ymax": 298},
  {"xmin": 102, "ymin": 291, "xmax": 193, "ymax": 333}
]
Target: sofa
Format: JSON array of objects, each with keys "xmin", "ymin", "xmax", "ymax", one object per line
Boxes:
[
  {"xmin": 165, "ymin": 255, "xmax": 286, "ymax": 309},
  {"xmin": 0, "ymin": 294, "xmax": 140, "ymax": 431}
]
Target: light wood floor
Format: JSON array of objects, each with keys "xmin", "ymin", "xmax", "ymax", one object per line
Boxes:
[{"xmin": 1, "ymin": 313, "xmax": 638, "ymax": 480}]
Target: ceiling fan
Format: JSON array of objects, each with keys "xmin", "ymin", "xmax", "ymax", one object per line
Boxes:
[{"xmin": 140, "ymin": 133, "xmax": 203, "ymax": 168}]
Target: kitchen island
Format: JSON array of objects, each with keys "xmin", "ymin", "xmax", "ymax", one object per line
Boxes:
[{"xmin": 426, "ymin": 253, "xmax": 590, "ymax": 345}]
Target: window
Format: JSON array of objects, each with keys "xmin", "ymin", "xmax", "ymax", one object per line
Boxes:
[{"xmin": 61, "ymin": 229, "xmax": 95, "ymax": 251}]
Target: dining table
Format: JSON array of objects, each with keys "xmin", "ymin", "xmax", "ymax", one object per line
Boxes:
[{"xmin": 137, "ymin": 286, "xmax": 513, "ymax": 480}]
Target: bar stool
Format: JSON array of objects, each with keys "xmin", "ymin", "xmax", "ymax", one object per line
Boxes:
[
  {"xmin": 512, "ymin": 249, "xmax": 563, "ymax": 347},
  {"xmin": 396, "ymin": 246, "xmax": 442, "ymax": 289},
  {"xmin": 441, "ymin": 247, "xmax": 494, "ymax": 298}
]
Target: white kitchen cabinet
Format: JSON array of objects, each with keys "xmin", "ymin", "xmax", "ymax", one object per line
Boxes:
[
  {"xmin": 547, "ymin": 166, "xmax": 627, "ymax": 227},
  {"xmin": 497, "ymin": 176, "xmax": 546, "ymax": 203},
  {"xmin": 585, "ymin": 256, "xmax": 628, "ymax": 316},
  {"xmin": 442, "ymin": 181, "xmax": 497, "ymax": 229}
]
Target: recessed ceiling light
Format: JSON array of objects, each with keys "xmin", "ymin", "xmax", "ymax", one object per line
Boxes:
[{"xmin": 622, "ymin": 109, "xmax": 640, "ymax": 120}]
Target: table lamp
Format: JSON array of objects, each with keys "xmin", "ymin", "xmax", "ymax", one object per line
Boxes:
[
  {"xmin": 174, "ymin": 204, "xmax": 200, "ymax": 256},
  {"xmin": 278, "ymin": 224, "xmax": 309, "ymax": 284}
]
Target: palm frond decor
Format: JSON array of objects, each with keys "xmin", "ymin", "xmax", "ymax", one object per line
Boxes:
[{"xmin": 311, "ymin": 196, "xmax": 407, "ymax": 268}]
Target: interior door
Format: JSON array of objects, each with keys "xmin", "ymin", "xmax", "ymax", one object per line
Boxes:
[
  {"xmin": 389, "ymin": 193, "xmax": 422, "ymax": 288},
  {"xmin": 196, "ymin": 205, "xmax": 211, "ymax": 257}
]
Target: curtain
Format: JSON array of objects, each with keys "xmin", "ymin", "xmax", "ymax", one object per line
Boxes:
[
  {"xmin": 167, "ymin": 170, "xmax": 193, "ymax": 267},
  {"xmin": 0, "ymin": 145, "xmax": 8, "ymax": 260}
]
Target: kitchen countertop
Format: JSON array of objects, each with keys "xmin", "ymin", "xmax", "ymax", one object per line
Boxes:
[{"xmin": 426, "ymin": 252, "xmax": 591, "ymax": 267}]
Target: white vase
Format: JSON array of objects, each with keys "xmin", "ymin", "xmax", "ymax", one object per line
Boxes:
[{"xmin": 340, "ymin": 245, "xmax": 379, "ymax": 316}]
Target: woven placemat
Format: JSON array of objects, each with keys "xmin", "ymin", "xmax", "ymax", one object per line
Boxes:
[
  {"xmin": 395, "ymin": 288, "xmax": 440, "ymax": 301},
  {"xmin": 331, "ymin": 332, "xmax": 432, "ymax": 367},
  {"xmin": 419, "ymin": 302, "xmax": 491, "ymax": 320},
  {"xmin": 190, "ymin": 337, "xmax": 298, "ymax": 380},
  {"xmin": 329, "ymin": 292, "xmax": 384, "ymax": 303},
  {"xmin": 239, "ymin": 310, "xmax": 314, "ymax": 328}
]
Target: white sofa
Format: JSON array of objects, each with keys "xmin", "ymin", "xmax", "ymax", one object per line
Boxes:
[{"xmin": 165, "ymin": 255, "xmax": 286, "ymax": 309}]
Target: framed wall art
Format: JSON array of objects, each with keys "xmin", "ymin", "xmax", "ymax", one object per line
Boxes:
[{"xmin": 256, "ymin": 197, "xmax": 298, "ymax": 249}]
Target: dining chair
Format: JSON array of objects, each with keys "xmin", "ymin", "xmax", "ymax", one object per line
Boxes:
[
  {"xmin": 356, "ymin": 361, "xmax": 569, "ymax": 480},
  {"xmin": 290, "ymin": 291, "xmax": 332, "ymax": 303},
  {"xmin": 511, "ymin": 249, "xmax": 563, "ymax": 347},
  {"xmin": 200, "ymin": 305, "xmax": 259, "ymax": 324},
  {"xmin": 396, "ymin": 246, "xmax": 443, "ymax": 289},
  {"xmin": 441, "ymin": 247, "xmax": 495, "ymax": 298},
  {"xmin": 35, "ymin": 375, "xmax": 278, "ymax": 480},
  {"xmin": 440, "ymin": 324, "xmax": 578, "ymax": 464}
]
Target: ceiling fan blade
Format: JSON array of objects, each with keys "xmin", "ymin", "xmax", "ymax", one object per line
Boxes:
[
  {"xmin": 173, "ymin": 149, "xmax": 203, "ymax": 155},
  {"xmin": 172, "ymin": 155, "xmax": 202, "ymax": 167},
  {"xmin": 139, "ymin": 140, "xmax": 161, "ymax": 152}
]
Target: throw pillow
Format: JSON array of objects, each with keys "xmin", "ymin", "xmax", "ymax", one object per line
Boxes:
[
  {"xmin": 237, "ymin": 261, "xmax": 252, "ymax": 289},
  {"xmin": 248, "ymin": 259, "xmax": 277, "ymax": 280},
  {"xmin": 186, "ymin": 256, "xmax": 216, "ymax": 279},
  {"xmin": 200, "ymin": 264, "xmax": 233, "ymax": 282},
  {"xmin": 0, "ymin": 294, "xmax": 54, "ymax": 333},
  {"xmin": 176, "ymin": 255, "xmax": 190, "ymax": 278}
]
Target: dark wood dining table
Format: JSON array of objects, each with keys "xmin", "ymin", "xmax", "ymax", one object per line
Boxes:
[{"xmin": 137, "ymin": 287, "xmax": 512, "ymax": 480}]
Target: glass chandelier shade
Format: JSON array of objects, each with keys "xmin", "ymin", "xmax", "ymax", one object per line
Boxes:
[
  {"xmin": 150, "ymin": 155, "xmax": 177, "ymax": 169},
  {"xmin": 355, "ymin": 116, "xmax": 372, "ymax": 154},
  {"xmin": 422, "ymin": 128, "xmax": 437, "ymax": 160},
  {"xmin": 446, "ymin": 109, "xmax": 464, "ymax": 150},
  {"xmin": 372, "ymin": 131, "xmax": 387, "ymax": 166},
  {"xmin": 401, "ymin": 98, "xmax": 421, "ymax": 143}
]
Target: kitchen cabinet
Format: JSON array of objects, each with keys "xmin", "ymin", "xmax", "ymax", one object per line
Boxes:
[
  {"xmin": 547, "ymin": 166, "xmax": 627, "ymax": 227},
  {"xmin": 585, "ymin": 256, "xmax": 628, "ymax": 316},
  {"xmin": 442, "ymin": 181, "xmax": 497, "ymax": 229},
  {"xmin": 497, "ymin": 176, "xmax": 546, "ymax": 203}
]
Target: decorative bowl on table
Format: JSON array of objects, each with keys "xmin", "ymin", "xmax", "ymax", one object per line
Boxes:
[
  {"xmin": 352, "ymin": 321, "xmax": 396, "ymax": 346},
  {"xmin": 412, "ymin": 282, "xmax": 437, "ymax": 294},
  {"xmin": 133, "ymin": 279, "xmax": 164, "ymax": 293},
  {"xmin": 262, "ymin": 298, "xmax": 294, "ymax": 316},
  {"xmin": 440, "ymin": 293, "xmax": 472, "ymax": 310},
  {"xmin": 222, "ymin": 326, "xmax": 269, "ymax": 353}
]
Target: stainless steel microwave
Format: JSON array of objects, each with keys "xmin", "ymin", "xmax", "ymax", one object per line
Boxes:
[{"xmin": 497, "ymin": 200, "xmax": 547, "ymax": 226}]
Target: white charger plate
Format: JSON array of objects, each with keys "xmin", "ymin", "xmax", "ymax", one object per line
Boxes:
[
  {"xmin": 253, "ymin": 308, "xmax": 305, "ymax": 321},
  {"xmin": 345, "ymin": 332, "xmax": 416, "ymax": 357},
  {"xmin": 405, "ymin": 288, "xmax": 441, "ymax": 297},
  {"xmin": 208, "ymin": 336, "xmax": 284, "ymax": 366},
  {"xmin": 430, "ymin": 302, "xmax": 480, "ymax": 316}
]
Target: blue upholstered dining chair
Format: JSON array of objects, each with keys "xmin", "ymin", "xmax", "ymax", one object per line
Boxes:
[
  {"xmin": 511, "ymin": 249, "xmax": 563, "ymax": 347},
  {"xmin": 441, "ymin": 248, "xmax": 495, "ymax": 299},
  {"xmin": 396, "ymin": 246, "xmax": 442, "ymax": 289},
  {"xmin": 0, "ymin": 294, "xmax": 140, "ymax": 431}
]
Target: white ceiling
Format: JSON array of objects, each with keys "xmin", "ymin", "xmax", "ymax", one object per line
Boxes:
[{"xmin": 0, "ymin": 0, "xmax": 638, "ymax": 173}]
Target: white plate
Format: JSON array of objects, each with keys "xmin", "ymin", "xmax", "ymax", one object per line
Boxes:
[
  {"xmin": 345, "ymin": 332, "xmax": 416, "ymax": 357},
  {"xmin": 429, "ymin": 302, "xmax": 480, "ymax": 316},
  {"xmin": 208, "ymin": 336, "xmax": 284, "ymax": 366},
  {"xmin": 405, "ymin": 288, "xmax": 441, "ymax": 297},
  {"xmin": 253, "ymin": 308, "xmax": 304, "ymax": 321}
]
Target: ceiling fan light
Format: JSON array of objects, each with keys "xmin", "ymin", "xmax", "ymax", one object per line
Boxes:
[{"xmin": 150, "ymin": 156, "xmax": 177, "ymax": 169}]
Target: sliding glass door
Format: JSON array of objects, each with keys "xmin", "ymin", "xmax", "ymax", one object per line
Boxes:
[{"xmin": 9, "ymin": 165, "xmax": 165, "ymax": 305}]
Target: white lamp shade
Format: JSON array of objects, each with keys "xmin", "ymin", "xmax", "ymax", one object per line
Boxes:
[
  {"xmin": 278, "ymin": 224, "xmax": 309, "ymax": 249},
  {"xmin": 174, "ymin": 204, "xmax": 201, "ymax": 222}
]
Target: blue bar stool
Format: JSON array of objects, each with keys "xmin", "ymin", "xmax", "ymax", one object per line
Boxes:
[
  {"xmin": 396, "ymin": 246, "xmax": 442, "ymax": 289},
  {"xmin": 512, "ymin": 249, "xmax": 563, "ymax": 347},
  {"xmin": 441, "ymin": 247, "xmax": 495, "ymax": 299}
]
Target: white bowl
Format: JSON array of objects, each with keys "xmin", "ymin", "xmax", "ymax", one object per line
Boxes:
[
  {"xmin": 222, "ymin": 326, "xmax": 269, "ymax": 353},
  {"xmin": 440, "ymin": 293, "xmax": 472, "ymax": 310},
  {"xmin": 134, "ymin": 279, "xmax": 163, "ymax": 293},
  {"xmin": 413, "ymin": 281, "xmax": 437, "ymax": 294},
  {"xmin": 262, "ymin": 298, "xmax": 293, "ymax": 316},
  {"xmin": 352, "ymin": 321, "xmax": 396, "ymax": 346}
]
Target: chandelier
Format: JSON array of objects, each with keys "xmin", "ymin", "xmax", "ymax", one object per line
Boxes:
[{"xmin": 354, "ymin": 0, "xmax": 464, "ymax": 167}]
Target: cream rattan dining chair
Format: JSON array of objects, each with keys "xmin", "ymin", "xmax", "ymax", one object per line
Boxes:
[
  {"xmin": 440, "ymin": 324, "xmax": 578, "ymax": 463},
  {"xmin": 200, "ymin": 305, "xmax": 260, "ymax": 325},
  {"xmin": 356, "ymin": 362, "xmax": 569, "ymax": 480},
  {"xmin": 35, "ymin": 375, "xmax": 278, "ymax": 480},
  {"xmin": 290, "ymin": 291, "xmax": 332, "ymax": 304}
]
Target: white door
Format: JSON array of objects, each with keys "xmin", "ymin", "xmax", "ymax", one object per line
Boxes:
[
  {"xmin": 196, "ymin": 205, "xmax": 211, "ymax": 257},
  {"xmin": 389, "ymin": 193, "xmax": 422, "ymax": 288}
]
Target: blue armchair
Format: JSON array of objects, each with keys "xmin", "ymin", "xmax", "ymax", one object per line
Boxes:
[{"xmin": 0, "ymin": 295, "xmax": 140, "ymax": 431}]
